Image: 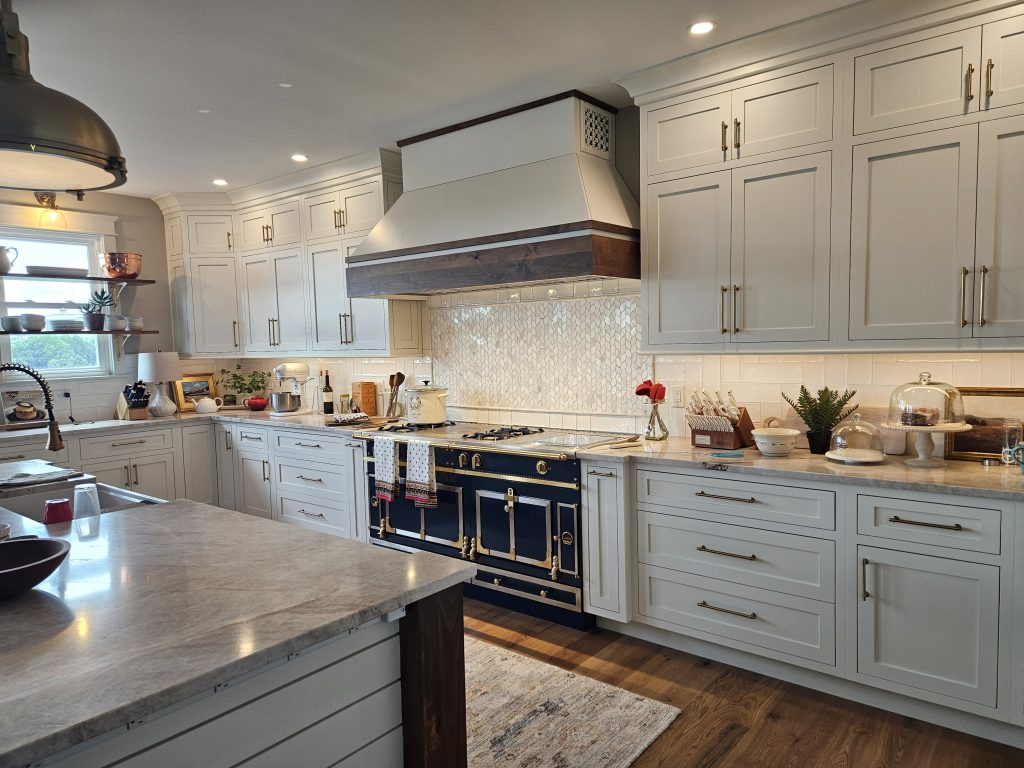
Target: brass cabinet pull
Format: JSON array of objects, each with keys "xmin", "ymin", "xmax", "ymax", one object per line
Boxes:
[
  {"xmin": 338, "ymin": 313, "xmax": 345, "ymax": 343},
  {"xmin": 720, "ymin": 285, "xmax": 729, "ymax": 334},
  {"xmin": 267, "ymin": 224, "xmax": 274, "ymax": 242},
  {"xmin": 732, "ymin": 285, "xmax": 741, "ymax": 333},
  {"xmin": 861, "ymin": 557, "xmax": 871, "ymax": 601},
  {"xmin": 262, "ymin": 225, "xmax": 270, "ymax": 243},
  {"xmin": 339, "ymin": 209, "xmax": 346, "ymax": 228},
  {"xmin": 232, "ymin": 319, "xmax": 239, "ymax": 347},
  {"xmin": 226, "ymin": 232, "xmax": 232, "ymax": 250},
  {"xmin": 960, "ymin": 266, "xmax": 970, "ymax": 328},
  {"xmin": 241, "ymin": 434, "xmax": 263, "ymax": 441},
  {"xmin": 295, "ymin": 442, "xmax": 321, "ymax": 448},
  {"xmin": 986, "ymin": 58, "xmax": 995, "ymax": 98},
  {"xmin": 0, "ymin": 454, "xmax": 26, "ymax": 461},
  {"xmin": 132, "ymin": 464, "xmax": 139, "ymax": 486},
  {"xmin": 298, "ymin": 508, "xmax": 325, "ymax": 519},
  {"xmin": 587, "ymin": 469, "xmax": 614, "ymax": 477},
  {"xmin": 334, "ymin": 209, "xmax": 342, "ymax": 229},
  {"xmin": 966, "ymin": 63, "xmax": 975, "ymax": 101},
  {"xmin": 296, "ymin": 475, "xmax": 324, "ymax": 483},
  {"xmin": 123, "ymin": 465, "xmax": 130, "ymax": 487},
  {"xmin": 224, "ymin": 431, "xmax": 232, "ymax": 451},
  {"xmin": 720, "ymin": 121, "xmax": 728, "ymax": 152},
  {"xmin": 698, "ymin": 600, "xmax": 757, "ymax": 620},
  {"xmin": 733, "ymin": 118, "xmax": 741, "ymax": 149},
  {"xmin": 262, "ymin": 459, "xmax": 269, "ymax": 482},
  {"xmin": 697, "ymin": 544, "xmax": 757, "ymax": 561},
  {"xmin": 696, "ymin": 490, "xmax": 757, "ymax": 504},
  {"xmin": 978, "ymin": 265, "xmax": 989, "ymax": 327},
  {"xmin": 112, "ymin": 439, "xmax": 146, "ymax": 447},
  {"xmin": 267, "ymin": 317, "xmax": 273, "ymax": 345},
  {"xmin": 888, "ymin": 514, "xmax": 963, "ymax": 531}
]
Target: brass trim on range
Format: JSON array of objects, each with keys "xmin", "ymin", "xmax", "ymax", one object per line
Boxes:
[
  {"xmin": 437, "ymin": 465, "xmax": 579, "ymax": 490},
  {"xmin": 351, "ymin": 433, "xmax": 569, "ymax": 462},
  {"xmin": 470, "ymin": 566, "xmax": 582, "ymax": 610}
]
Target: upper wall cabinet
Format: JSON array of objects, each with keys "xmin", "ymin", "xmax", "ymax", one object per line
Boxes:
[
  {"xmin": 982, "ymin": 16, "xmax": 1024, "ymax": 111},
  {"xmin": 186, "ymin": 215, "xmax": 234, "ymax": 254},
  {"xmin": 165, "ymin": 216, "xmax": 184, "ymax": 258},
  {"xmin": 236, "ymin": 199, "xmax": 301, "ymax": 253},
  {"xmin": 301, "ymin": 182, "xmax": 383, "ymax": 242},
  {"xmin": 646, "ymin": 66, "xmax": 833, "ymax": 177}
]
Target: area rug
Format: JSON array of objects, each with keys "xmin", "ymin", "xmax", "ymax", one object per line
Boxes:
[{"xmin": 465, "ymin": 636, "xmax": 680, "ymax": 767}]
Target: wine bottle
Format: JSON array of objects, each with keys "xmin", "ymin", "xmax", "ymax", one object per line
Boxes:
[{"xmin": 322, "ymin": 370, "xmax": 334, "ymax": 415}]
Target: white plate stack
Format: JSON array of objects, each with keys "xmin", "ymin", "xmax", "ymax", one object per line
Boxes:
[{"xmin": 46, "ymin": 317, "xmax": 85, "ymax": 332}]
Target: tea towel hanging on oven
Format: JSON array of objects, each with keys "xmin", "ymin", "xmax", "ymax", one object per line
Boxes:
[
  {"xmin": 405, "ymin": 438, "xmax": 438, "ymax": 508},
  {"xmin": 374, "ymin": 435, "xmax": 399, "ymax": 502}
]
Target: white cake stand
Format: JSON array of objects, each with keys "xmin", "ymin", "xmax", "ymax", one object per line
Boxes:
[{"xmin": 880, "ymin": 422, "xmax": 972, "ymax": 468}]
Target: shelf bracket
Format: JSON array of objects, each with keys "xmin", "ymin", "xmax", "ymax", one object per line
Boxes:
[
  {"xmin": 109, "ymin": 281, "xmax": 129, "ymax": 309},
  {"xmin": 113, "ymin": 333, "xmax": 131, "ymax": 361}
]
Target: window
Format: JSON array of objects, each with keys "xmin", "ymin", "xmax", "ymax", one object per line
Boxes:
[{"xmin": 0, "ymin": 227, "xmax": 113, "ymax": 377}]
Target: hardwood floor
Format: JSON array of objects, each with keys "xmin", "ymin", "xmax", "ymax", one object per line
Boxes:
[{"xmin": 463, "ymin": 599, "xmax": 1023, "ymax": 768}]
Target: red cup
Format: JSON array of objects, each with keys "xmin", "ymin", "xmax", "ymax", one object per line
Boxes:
[{"xmin": 43, "ymin": 498, "xmax": 72, "ymax": 525}]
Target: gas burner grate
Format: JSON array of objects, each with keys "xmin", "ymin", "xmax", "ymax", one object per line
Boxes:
[
  {"xmin": 461, "ymin": 426, "xmax": 546, "ymax": 441},
  {"xmin": 377, "ymin": 421, "xmax": 455, "ymax": 433}
]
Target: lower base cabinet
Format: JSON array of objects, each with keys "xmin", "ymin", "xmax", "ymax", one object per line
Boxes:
[
  {"xmin": 215, "ymin": 423, "xmax": 236, "ymax": 510},
  {"xmin": 82, "ymin": 452, "xmax": 176, "ymax": 500},
  {"xmin": 235, "ymin": 449, "xmax": 273, "ymax": 520},
  {"xmin": 181, "ymin": 424, "xmax": 217, "ymax": 505}
]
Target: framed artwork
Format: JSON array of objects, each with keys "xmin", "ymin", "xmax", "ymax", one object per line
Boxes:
[
  {"xmin": 945, "ymin": 387, "xmax": 1024, "ymax": 461},
  {"xmin": 0, "ymin": 389, "xmax": 48, "ymax": 430},
  {"xmin": 172, "ymin": 373, "xmax": 217, "ymax": 412}
]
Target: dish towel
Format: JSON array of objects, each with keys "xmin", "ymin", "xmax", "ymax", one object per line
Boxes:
[
  {"xmin": 405, "ymin": 438, "xmax": 438, "ymax": 508},
  {"xmin": 374, "ymin": 436, "xmax": 399, "ymax": 502}
]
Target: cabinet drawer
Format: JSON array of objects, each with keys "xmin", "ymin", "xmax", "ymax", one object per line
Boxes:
[
  {"xmin": 637, "ymin": 511, "xmax": 834, "ymax": 602},
  {"xmin": 638, "ymin": 564, "xmax": 835, "ymax": 665},
  {"xmin": 235, "ymin": 426, "xmax": 270, "ymax": 450},
  {"xmin": 636, "ymin": 470, "xmax": 835, "ymax": 530},
  {"xmin": 857, "ymin": 494, "xmax": 1001, "ymax": 554},
  {"xmin": 0, "ymin": 438, "xmax": 69, "ymax": 464},
  {"xmin": 80, "ymin": 429, "xmax": 173, "ymax": 460},
  {"xmin": 274, "ymin": 430, "xmax": 354, "ymax": 460},
  {"xmin": 278, "ymin": 494, "xmax": 350, "ymax": 538},
  {"xmin": 472, "ymin": 567, "xmax": 581, "ymax": 612},
  {"xmin": 275, "ymin": 457, "xmax": 348, "ymax": 501}
]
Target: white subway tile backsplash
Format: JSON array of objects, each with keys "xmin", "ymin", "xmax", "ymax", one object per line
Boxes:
[{"xmin": 981, "ymin": 353, "xmax": 1013, "ymax": 386}]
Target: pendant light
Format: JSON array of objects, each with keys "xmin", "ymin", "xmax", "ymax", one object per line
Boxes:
[{"xmin": 0, "ymin": 0, "xmax": 126, "ymax": 194}]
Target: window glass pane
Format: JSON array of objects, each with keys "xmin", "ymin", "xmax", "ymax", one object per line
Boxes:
[
  {"xmin": 9, "ymin": 307, "xmax": 100, "ymax": 371},
  {"xmin": 0, "ymin": 237, "xmax": 92, "ymax": 304}
]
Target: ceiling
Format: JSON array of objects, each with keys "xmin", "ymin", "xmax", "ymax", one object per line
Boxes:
[{"xmin": 18, "ymin": 0, "xmax": 863, "ymax": 198}]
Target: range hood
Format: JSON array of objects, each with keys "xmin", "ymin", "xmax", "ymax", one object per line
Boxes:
[{"xmin": 346, "ymin": 91, "xmax": 639, "ymax": 297}]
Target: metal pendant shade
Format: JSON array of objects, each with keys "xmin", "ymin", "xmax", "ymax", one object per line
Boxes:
[{"xmin": 0, "ymin": 0, "xmax": 126, "ymax": 193}]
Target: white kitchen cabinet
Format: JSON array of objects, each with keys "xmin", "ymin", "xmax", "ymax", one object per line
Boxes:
[
  {"xmin": 237, "ymin": 208, "xmax": 270, "ymax": 253},
  {"xmin": 849, "ymin": 126, "xmax": 978, "ymax": 341},
  {"xmin": 236, "ymin": 449, "xmax": 273, "ymax": 520},
  {"xmin": 82, "ymin": 458, "xmax": 132, "ymax": 489},
  {"xmin": 188, "ymin": 257, "xmax": 242, "ymax": 354},
  {"xmin": 214, "ymin": 423, "xmax": 236, "ymax": 511},
  {"xmin": 236, "ymin": 199, "xmax": 301, "ymax": 253},
  {"xmin": 301, "ymin": 181, "xmax": 382, "ymax": 243},
  {"xmin": 974, "ymin": 114, "xmax": 1024, "ymax": 337},
  {"xmin": 301, "ymin": 190, "xmax": 344, "ymax": 242},
  {"xmin": 181, "ymin": 424, "xmax": 217, "ymax": 505},
  {"xmin": 307, "ymin": 239, "xmax": 349, "ymax": 351},
  {"xmin": 241, "ymin": 249, "xmax": 306, "ymax": 353},
  {"xmin": 165, "ymin": 216, "xmax": 184, "ymax": 258},
  {"xmin": 581, "ymin": 463, "xmax": 629, "ymax": 622},
  {"xmin": 186, "ymin": 214, "xmax": 234, "ymax": 254},
  {"xmin": 982, "ymin": 16, "xmax": 1024, "ymax": 111},
  {"xmin": 82, "ymin": 453, "xmax": 176, "ymax": 500},
  {"xmin": 646, "ymin": 93, "xmax": 731, "ymax": 176},
  {"xmin": 731, "ymin": 66, "xmax": 833, "ymax": 158},
  {"xmin": 857, "ymin": 545, "xmax": 1000, "ymax": 707},
  {"xmin": 168, "ymin": 259, "xmax": 191, "ymax": 354},
  {"xmin": 240, "ymin": 253, "xmax": 276, "ymax": 352},
  {"xmin": 854, "ymin": 28, "xmax": 982, "ymax": 134}
]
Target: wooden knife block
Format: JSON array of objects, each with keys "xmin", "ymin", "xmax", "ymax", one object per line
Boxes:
[
  {"xmin": 690, "ymin": 407, "xmax": 755, "ymax": 449},
  {"xmin": 116, "ymin": 393, "xmax": 150, "ymax": 421}
]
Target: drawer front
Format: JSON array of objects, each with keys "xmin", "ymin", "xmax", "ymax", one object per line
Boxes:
[
  {"xmin": 636, "ymin": 470, "xmax": 836, "ymax": 530},
  {"xmin": 637, "ymin": 511, "xmax": 835, "ymax": 602},
  {"xmin": 857, "ymin": 494, "xmax": 1001, "ymax": 554},
  {"xmin": 274, "ymin": 430, "xmax": 354, "ymax": 461},
  {"xmin": 638, "ymin": 564, "xmax": 835, "ymax": 665},
  {"xmin": 80, "ymin": 429, "xmax": 173, "ymax": 460},
  {"xmin": 0, "ymin": 439, "xmax": 69, "ymax": 464},
  {"xmin": 278, "ymin": 494, "xmax": 349, "ymax": 537},
  {"xmin": 472, "ymin": 567, "xmax": 582, "ymax": 612},
  {"xmin": 235, "ymin": 426, "xmax": 270, "ymax": 450},
  {"xmin": 275, "ymin": 457, "xmax": 348, "ymax": 500}
]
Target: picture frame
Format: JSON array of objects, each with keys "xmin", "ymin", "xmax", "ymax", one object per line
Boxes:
[
  {"xmin": 945, "ymin": 387, "xmax": 1024, "ymax": 461},
  {"xmin": 172, "ymin": 373, "xmax": 217, "ymax": 412},
  {"xmin": 0, "ymin": 389, "xmax": 48, "ymax": 430}
]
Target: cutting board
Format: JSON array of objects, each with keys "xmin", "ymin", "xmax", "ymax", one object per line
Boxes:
[{"xmin": 0, "ymin": 459, "xmax": 81, "ymax": 487}]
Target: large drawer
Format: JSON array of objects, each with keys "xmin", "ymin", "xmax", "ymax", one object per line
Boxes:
[
  {"xmin": 0, "ymin": 437, "xmax": 69, "ymax": 464},
  {"xmin": 235, "ymin": 425, "xmax": 270, "ymax": 450},
  {"xmin": 636, "ymin": 470, "xmax": 835, "ymax": 530},
  {"xmin": 79, "ymin": 429, "xmax": 173, "ymax": 460},
  {"xmin": 278, "ymin": 493, "xmax": 350, "ymax": 538},
  {"xmin": 638, "ymin": 563, "xmax": 835, "ymax": 665},
  {"xmin": 637, "ymin": 511, "xmax": 835, "ymax": 602},
  {"xmin": 274, "ymin": 430, "xmax": 355, "ymax": 461},
  {"xmin": 275, "ymin": 457, "xmax": 349, "ymax": 501},
  {"xmin": 857, "ymin": 494, "xmax": 1002, "ymax": 554}
]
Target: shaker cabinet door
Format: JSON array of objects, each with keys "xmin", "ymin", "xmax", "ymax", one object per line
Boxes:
[
  {"xmin": 186, "ymin": 214, "xmax": 233, "ymax": 254},
  {"xmin": 236, "ymin": 450, "xmax": 273, "ymax": 520},
  {"xmin": 340, "ymin": 182, "xmax": 382, "ymax": 234},
  {"xmin": 646, "ymin": 93, "xmax": 731, "ymax": 176},
  {"xmin": 168, "ymin": 259, "xmax": 191, "ymax": 355},
  {"xmin": 237, "ymin": 209, "xmax": 269, "ymax": 253},
  {"xmin": 188, "ymin": 257, "xmax": 241, "ymax": 354},
  {"xmin": 308, "ymin": 239, "xmax": 350, "ymax": 351},
  {"xmin": 265, "ymin": 199, "xmax": 302, "ymax": 247},
  {"xmin": 270, "ymin": 248, "xmax": 308, "ymax": 352},
  {"xmin": 731, "ymin": 66, "xmax": 833, "ymax": 158},
  {"xmin": 982, "ymin": 15, "xmax": 1024, "ymax": 111},
  {"xmin": 302, "ymin": 190, "xmax": 343, "ymax": 242},
  {"xmin": 240, "ymin": 254, "xmax": 275, "ymax": 352}
]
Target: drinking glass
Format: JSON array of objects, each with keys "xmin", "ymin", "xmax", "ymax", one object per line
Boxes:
[{"xmin": 1002, "ymin": 420, "xmax": 1023, "ymax": 465}]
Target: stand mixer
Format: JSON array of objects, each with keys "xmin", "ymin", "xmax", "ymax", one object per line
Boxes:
[{"xmin": 269, "ymin": 363, "xmax": 315, "ymax": 417}]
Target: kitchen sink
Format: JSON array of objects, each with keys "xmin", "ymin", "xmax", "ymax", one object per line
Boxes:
[{"xmin": 0, "ymin": 483, "xmax": 165, "ymax": 523}]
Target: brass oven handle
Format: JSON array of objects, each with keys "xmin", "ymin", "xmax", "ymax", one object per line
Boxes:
[
  {"xmin": 732, "ymin": 284, "xmax": 740, "ymax": 333},
  {"xmin": 978, "ymin": 265, "xmax": 989, "ymax": 327},
  {"xmin": 888, "ymin": 515, "xmax": 963, "ymax": 531},
  {"xmin": 720, "ymin": 285, "xmax": 729, "ymax": 334},
  {"xmin": 986, "ymin": 58, "xmax": 994, "ymax": 98},
  {"xmin": 960, "ymin": 266, "xmax": 969, "ymax": 328},
  {"xmin": 297, "ymin": 475, "xmax": 324, "ymax": 483},
  {"xmin": 587, "ymin": 470, "xmax": 614, "ymax": 477},
  {"xmin": 698, "ymin": 600, "xmax": 757, "ymax": 620},
  {"xmin": 720, "ymin": 121, "xmax": 728, "ymax": 152},
  {"xmin": 112, "ymin": 439, "xmax": 147, "ymax": 447},
  {"xmin": 696, "ymin": 490, "xmax": 757, "ymax": 504},
  {"xmin": 226, "ymin": 232, "xmax": 232, "ymax": 250},
  {"xmin": 232, "ymin": 319, "xmax": 239, "ymax": 347},
  {"xmin": 697, "ymin": 544, "xmax": 757, "ymax": 561},
  {"xmin": 298, "ymin": 508, "xmax": 325, "ymax": 519},
  {"xmin": 861, "ymin": 557, "xmax": 870, "ymax": 601},
  {"xmin": 966, "ymin": 63, "xmax": 975, "ymax": 102},
  {"xmin": 733, "ymin": 118, "xmax": 741, "ymax": 149}
]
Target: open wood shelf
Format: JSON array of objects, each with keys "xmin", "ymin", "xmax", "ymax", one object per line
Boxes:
[
  {"xmin": 0, "ymin": 274, "xmax": 156, "ymax": 286},
  {"xmin": 0, "ymin": 330, "xmax": 158, "ymax": 336}
]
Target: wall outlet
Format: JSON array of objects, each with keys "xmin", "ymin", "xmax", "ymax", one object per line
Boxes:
[{"xmin": 665, "ymin": 382, "xmax": 685, "ymax": 407}]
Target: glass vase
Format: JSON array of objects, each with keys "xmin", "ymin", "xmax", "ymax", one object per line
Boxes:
[{"xmin": 645, "ymin": 401, "xmax": 669, "ymax": 441}]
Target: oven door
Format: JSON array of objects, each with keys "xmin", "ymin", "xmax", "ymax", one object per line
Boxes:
[
  {"xmin": 369, "ymin": 473, "xmax": 467, "ymax": 553},
  {"xmin": 475, "ymin": 485, "xmax": 553, "ymax": 568}
]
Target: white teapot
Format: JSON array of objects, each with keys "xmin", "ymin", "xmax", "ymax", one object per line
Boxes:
[{"xmin": 193, "ymin": 395, "xmax": 223, "ymax": 414}]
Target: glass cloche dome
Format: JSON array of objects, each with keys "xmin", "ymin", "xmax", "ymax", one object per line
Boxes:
[
  {"xmin": 887, "ymin": 372, "xmax": 966, "ymax": 427},
  {"xmin": 828, "ymin": 413, "xmax": 884, "ymax": 463}
]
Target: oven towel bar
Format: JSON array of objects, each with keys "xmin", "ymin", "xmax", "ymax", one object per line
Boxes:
[
  {"xmin": 373, "ymin": 435, "xmax": 399, "ymax": 502},
  {"xmin": 405, "ymin": 439, "xmax": 438, "ymax": 508}
]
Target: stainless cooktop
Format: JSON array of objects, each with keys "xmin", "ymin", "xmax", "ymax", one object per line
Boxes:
[{"xmin": 361, "ymin": 421, "xmax": 625, "ymax": 453}]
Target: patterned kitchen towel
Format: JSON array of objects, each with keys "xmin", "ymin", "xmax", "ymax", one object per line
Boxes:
[
  {"xmin": 374, "ymin": 435, "xmax": 399, "ymax": 502},
  {"xmin": 405, "ymin": 438, "xmax": 438, "ymax": 508}
]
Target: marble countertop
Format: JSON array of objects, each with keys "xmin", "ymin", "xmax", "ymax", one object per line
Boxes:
[
  {"xmin": 0, "ymin": 502, "xmax": 474, "ymax": 768},
  {"xmin": 579, "ymin": 438, "xmax": 1024, "ymax": 502}
]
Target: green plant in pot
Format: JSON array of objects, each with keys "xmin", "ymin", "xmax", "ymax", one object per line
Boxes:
[
  {"xmin": 80, "ymin": 289, "xmax": 114, "ymax": 331},
  {"xmin": 783, "ymin": 386, "xmax": 858, "ymax": 455},
  {"xmin": 219, "ymin": 367, "xmax": 271, "ymax": 411}
]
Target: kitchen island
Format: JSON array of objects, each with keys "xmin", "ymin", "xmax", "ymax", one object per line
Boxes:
[{"xmin": 0, "ymin": 502, "xmax": 474, "ymax": 768}]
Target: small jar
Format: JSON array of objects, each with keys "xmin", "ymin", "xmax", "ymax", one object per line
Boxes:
[{"xmin": 338, "ymin": 393, "xmax": 351, "ymax": 414}]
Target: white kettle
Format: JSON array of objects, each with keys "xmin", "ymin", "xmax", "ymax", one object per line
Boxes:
[
  {"xmin": 405, "ymin": 382, "xmax": 448, "ymax": 424},
  {"xmin": 193, "ymin": 395, "xmax": 223, "ymax": 414},
  {"xmin": 0, "ymin": 246, "xmax": 18, "ymax": 275}
]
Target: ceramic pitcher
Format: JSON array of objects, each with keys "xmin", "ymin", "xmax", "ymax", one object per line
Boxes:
[{"xmin": 0, "ymin": 246, "xmax": 18, "ymax": 275}]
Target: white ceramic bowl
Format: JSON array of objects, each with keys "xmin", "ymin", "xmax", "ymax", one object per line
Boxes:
[
  {"xmin": 752, "ymin": 427, "xmax": 801, "ymax": 456},
  {"xmin": 19, "ymin": 313, "xmax": 45, "ymax": 332},
  {"xmin": 125, "ymin": 316, "xmax": 144, "ymax": 331},
  {"xmin": 1, "ymin": 316, "xmax": 22, "ymax": 332},
  {"xmin": 103, "ymin": 315, "xmax": 128, "ymax": 331}
]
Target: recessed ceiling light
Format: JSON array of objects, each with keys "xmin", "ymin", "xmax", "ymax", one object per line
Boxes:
[
  {"xmin": 197, "ymin": 109, "xmax": 211, "ymax": 114},
  {"xmin": 278, "ymin": 83, "xmax": 293, "ymax": 88},
  {"xmin": 689, "ymin": 20, "xmax": 715, "ymax": 35},
  {"xmin": 211, "ymin": 178, "xmax": 228, "ymax": 186},
  {"xmin": 291, "ymin": 154, "xmax": 308, "ymax": 163}
]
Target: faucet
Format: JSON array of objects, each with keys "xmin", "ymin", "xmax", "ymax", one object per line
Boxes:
[{"xmin": 0, "ymin": 363, "xmax": 64, "ymax": 451}]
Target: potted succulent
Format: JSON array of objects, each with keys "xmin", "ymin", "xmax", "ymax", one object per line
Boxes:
[
  {"xmin": 219, "ymin": 366, "xmax": 271, "ymax": 411},
  {"xmin": 80, "ymin": 289, "xmax": 115, "ymax": 331},
  {"xmin": 782, "ymin": 385, "xmax": 858, "ymax": 455}
]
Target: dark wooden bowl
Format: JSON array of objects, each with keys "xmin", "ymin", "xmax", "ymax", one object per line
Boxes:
[{"xmin": 0, "ymin": 538, "xmax": 71, "ymax": 600}]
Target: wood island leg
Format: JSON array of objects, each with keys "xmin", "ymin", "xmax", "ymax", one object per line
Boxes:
[{"xmin": 400, "ymin": 583, "xmax": 468, "ymax": 768}]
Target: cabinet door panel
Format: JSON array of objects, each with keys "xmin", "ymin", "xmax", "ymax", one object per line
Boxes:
[
  {"xmin": 182, "ymin": 425, "xmax": 217, "ymax": 505},
  {"xmin": 646, "ymin": 94, "xmax": 731, "ymax": 176},
  {"xmin": 132, "ymin": 454, "xmax": 176, "ymax": 501},
  {"xmin": 302, "ymin": 191, "xmax": 342, "ymax": 241},
  {"xmin": 849, "ymin": 127, "xmax": 978, "ymax": 340},
  {"xmin": 732, "ymin": 66, "xmax": 833, "ymax": 157},
  {"xmin": 237, "ymin": 210, "xmax": 268, "ymax": 253},
  {"xmin": 582, "ymin": 464, "xmax": 626, "ymax": 621},
  {"xmin": 342, "ymin": 236, "xmax": 389, "ymax": 352},
  {"xmin": 340, "ymin": 182, "xmax": 382, "ymax": 234},
  {"xmin": 82, "ymin": 459, "xmax": 131, "ymax": 489},
  {"xmin": 189, "ymin": 258, "xmax": 241, "ymax": 354},
  {"xmin": 982, "ymin": 16, "xmax": 1024, "ymax": 111},
  {"xmin": 854, "ymin": 28, "xmax": 982, "ymax": 133},
  {"xmin": 644, "ymin": 172, "xmax": 731, "ymax": 345},
  {"xmin": 308, "ymin": 240, "xmax": 349, "ymax": 351},
  {"xmin": 187, "ymin": 215, "xmax": 233, "ymax": 254},
  {"xmin": 732, "ymin": 152, "xmax": 830, "ymax": 342},
  {"xmin": 267, "ymin": 200, "xmax": 301, "ymax": 247},
  {"xmin": 215, "ymin": 424, "xmax": 236, "ymax": 511},
  {"xmin": 975, "ymin": 115, "xmax": 1024, "ymax": 337},
  {"xmin": 241, "ymin": 255, "xmax": 275, "ymax": 352},
  {"xmin": 857, "ymin": 546, "xmax": 999, "ymax": 707},
  {"xmin": 236, "ymin": 450, "xmax": 273, "ymax": 519},
  {"xmin": 165, "ymin": 216, "xmax": 183, "ymax": 258},
  {"xmin": 168, "ymin": 260, "xmax": 191, "ymax": 355},
  {"xmin": 271, "ymin": 249, "xmax": 307, "ymax": 351}
]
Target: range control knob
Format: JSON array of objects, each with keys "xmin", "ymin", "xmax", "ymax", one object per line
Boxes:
[{"xmin": 536, "ymin": 460, "xmax": 549, "ymax": 475}]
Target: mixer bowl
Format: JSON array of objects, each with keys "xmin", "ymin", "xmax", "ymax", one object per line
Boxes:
[{"xmin": 271, "ymin": 392, "xmax": 301, "ymax": 413}]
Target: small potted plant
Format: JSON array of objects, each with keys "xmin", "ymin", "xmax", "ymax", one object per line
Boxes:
[
  {"xmin": 219, "ymin": 366, "xmax": 271, "ymax": 411},
  {"xmin": 80, "ymin": 289, "xmax": 114, "ymax": 331},
  {"xmin": 782, "ymin": 385, "xmax": 858, "ymax": 454}
]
